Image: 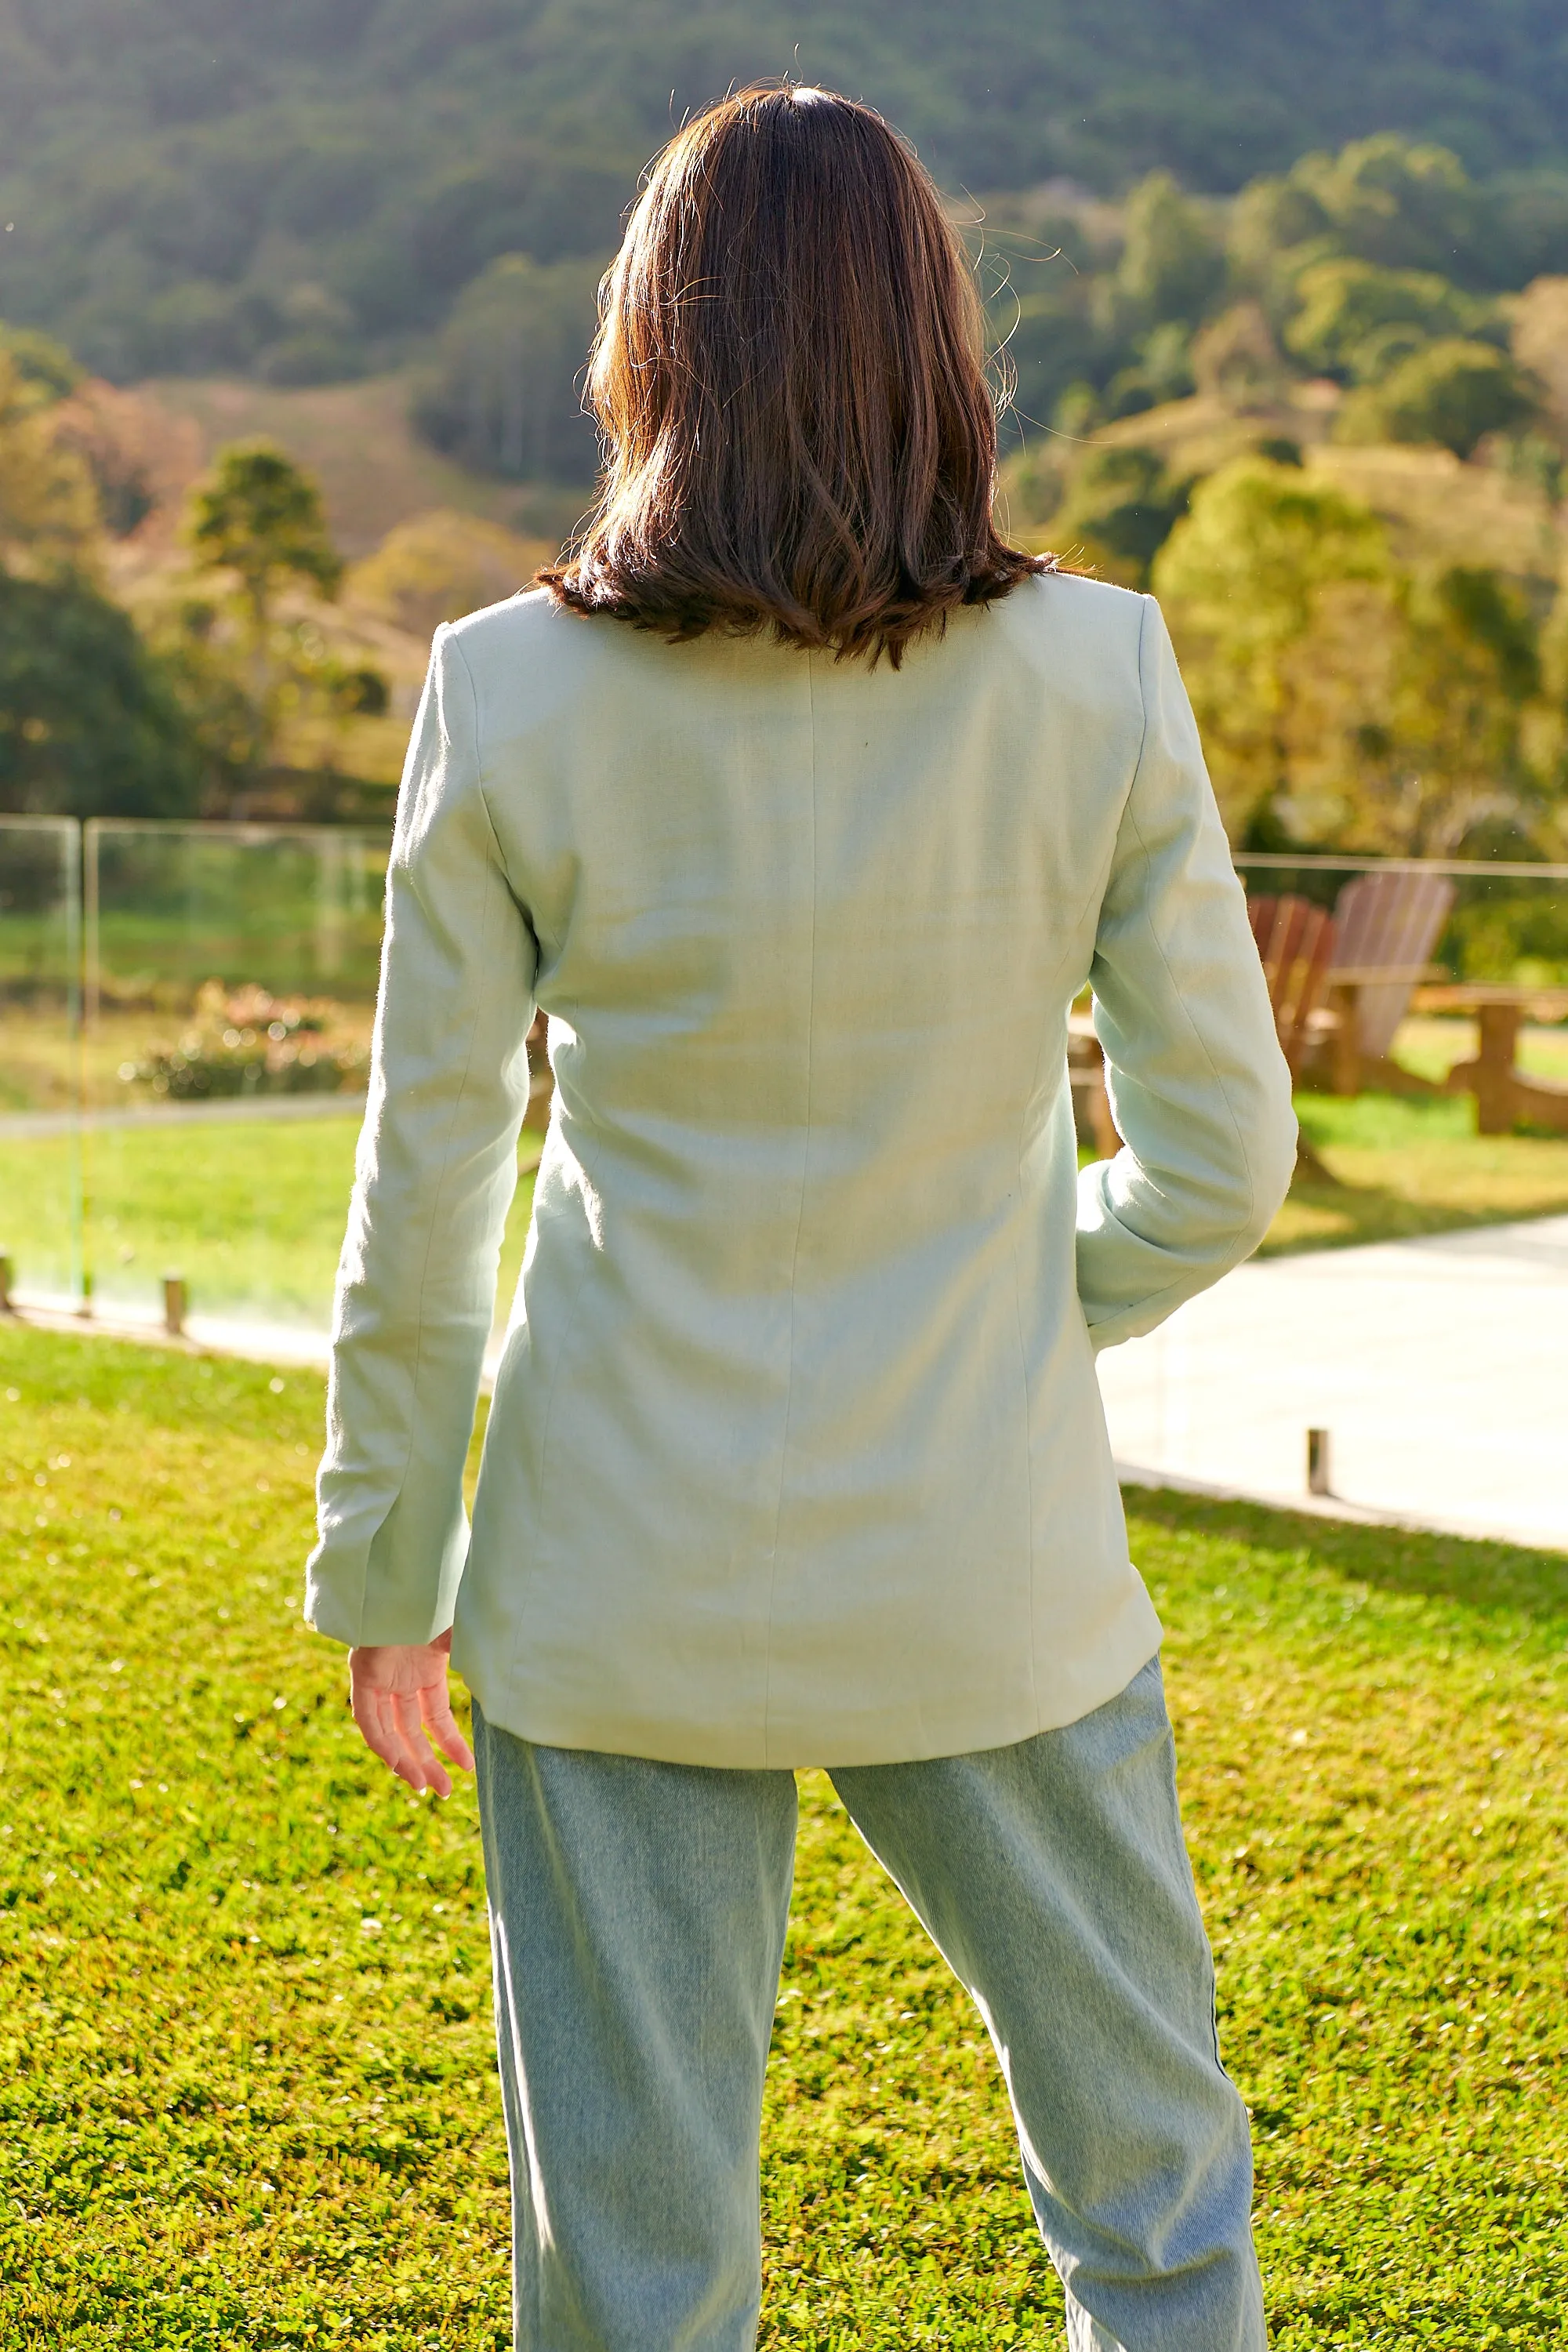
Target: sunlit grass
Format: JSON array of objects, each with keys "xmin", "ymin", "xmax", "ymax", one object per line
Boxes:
[
  {"xmin": 2, "ymin": 1080, "xmax": 1566, "ymax": 1340},
  {"xmin": 0, "ymin": 1121, "xmax": 539, "ymax": 1328},
  {"xmin": 1393, "ymin": 1014, "xmax": 1568, "ymax": 1088},
  {"xmin": 1265, "ymin": 1090, "xmax": 1568, "ymax": 1254},
  {"xmin": 2, "ymin": 1325, "xmax": 1563, "ymax": 2347}
]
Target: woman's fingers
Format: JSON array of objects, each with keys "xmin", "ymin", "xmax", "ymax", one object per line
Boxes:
[
  {"xmin": 347, "ymin": 1643, "xmax": 474, "ymax": 1796},
  {"xmin": 388, "ymin": 1686, "xmax": 452, "ymax": 1798},
  {"xmin": 421, "ymin": 1679, "xmax": 476, "ymax": 1775},
  {"xmin": 353, "ymin": 1682, "xmax": 428, "ymax": 1789}
]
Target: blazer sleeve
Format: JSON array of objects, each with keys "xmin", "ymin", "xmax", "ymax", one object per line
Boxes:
[
  {"xmin": 1075, "ymin": 594, "xmax": 1297, "ymax": 1352},
  {"xmin": 305, "ymin": 625, "xmax": 535, "ymax": 1646}
]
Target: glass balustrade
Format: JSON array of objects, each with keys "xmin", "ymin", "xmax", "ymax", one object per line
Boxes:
[
  {"xmin": 5, "ymin": 820, "xmax": 1563, "ymax": 1374},
  {"xmin": 0, "ymin": 815, "xmax": 83, "ymax": 1310},
  {"xmin": 73, "ymin": 822, "xmax": 388, "ymax": 1344}
]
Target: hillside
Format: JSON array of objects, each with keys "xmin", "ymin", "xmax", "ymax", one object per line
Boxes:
[
  {"xmin": 130, "ymin": 374, "xmax": 586, "ymax": 557},
  {"xmin": 1, "ymin": 13, "xmax": 1565, "ymax": 846},
  {"xmin": 85, "ymin": 376, "xmax": 573, "ymax": 793},
  {"xmin": 2, "ymin": 0, "xmax": 1568, "ymax": 384},
  {"xmin": 1065, "ymin": 388, "xmax": 1566, "ymax": 593}
]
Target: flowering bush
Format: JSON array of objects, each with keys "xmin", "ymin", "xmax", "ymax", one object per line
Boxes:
[{"xmin": 120, "ymin": 979, "xmax": 369, "ymax": 1100}]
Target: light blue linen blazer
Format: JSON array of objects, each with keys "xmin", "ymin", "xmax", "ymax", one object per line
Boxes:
[{"xmin": 306, "ymin": 573, "xmax": 1296, "ymax": 1768}]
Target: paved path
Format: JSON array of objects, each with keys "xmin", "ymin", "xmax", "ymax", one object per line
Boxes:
[
  {"xmin": 1098, "ymin": 1214, "xmax": 1568, "ymax": 1553},
  {"xmin": 9, "ymin": 1298, "xmax": 512, "ymax": 1382},
  {"xmin": 0, "ymin": 1095, "xmax": 365, "ymax": 1140}
]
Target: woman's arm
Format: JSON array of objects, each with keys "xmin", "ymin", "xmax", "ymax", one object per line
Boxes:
[
  {"xmin": 305, "ymin": 623, "xmax": 535, "ymax": 1658},
  {"xmin": 1076, "ymin": 595, "xmax": 1297, "ymax": 1352}
]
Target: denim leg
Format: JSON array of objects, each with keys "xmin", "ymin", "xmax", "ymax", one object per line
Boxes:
[
  {"xmin": 473, "ymin": 1704, "xmax": 798, "ymax": 2352},
  {"xmin": 829, "ymin": 1657, "xmax": 1266, "ymax": 2352}
]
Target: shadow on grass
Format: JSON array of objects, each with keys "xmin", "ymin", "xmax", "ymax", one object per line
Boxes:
[
  {"xmin": 1261, "ymin": 1171, "xmax": 1568, "ymax": 1258},
  {"xmin": 1262, "ymin": 1088, "xmax": 1568, "ymax": 1257},
  {"xmin": 1124, "ymin": 1483, "xmax": 1568, "ymax": 1632}
]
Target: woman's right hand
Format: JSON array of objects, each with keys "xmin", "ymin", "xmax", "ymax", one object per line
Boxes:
[{"xmin": 348, "ymin": 1629, "xmax": 475, "ymax": 1797}]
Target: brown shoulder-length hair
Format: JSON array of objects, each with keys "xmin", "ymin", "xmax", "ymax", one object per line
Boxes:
[{"xmin": 538, "ymin": 83, "xmax": 1051, "ymax": 665}]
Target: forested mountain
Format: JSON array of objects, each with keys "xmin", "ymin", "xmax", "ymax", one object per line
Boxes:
[
  {"xmin": 2, "ymin": 0, "xmax": 1568, "ymax": 384},
  {"xmin": 2, "ymin": 0, "xmax": 1568, "ymax": 852}
]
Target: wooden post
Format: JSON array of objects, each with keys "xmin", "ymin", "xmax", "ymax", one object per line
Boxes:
[
  {"xmin": 1328, "ymin": 982, "xmax": 1361, "ymax": 1096},
  {"xmin": 163, "ymin": 1274, "xmax": 187, "ymax": 1338},
  {"xmin": 1473, "ymin": 1002, "xmax": 1523, "ymax": 1136},
  {"xmin": 0, "ymin": 1253, "xmax": 12, "ymax": 1314},
  {"xmin": 1307, "ymin": 1428, "xmax": 1331, "ymax": 1496}
]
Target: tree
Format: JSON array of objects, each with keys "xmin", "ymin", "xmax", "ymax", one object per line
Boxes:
[
  {"xmin": 189, "ymin": 442, "xmax": 343, "ymax": 635},
  {"xmin": 1225, "ymin": 173, "xmax": 1332, "ymax": 292},
  {"xmin": 0, "ymin": 325, "xmax": 82, "ymax": 407},
  {"xmin": 0, "ymin": 333, "xmax": 202, "ymax": 815},
  {"xmin": 1115, "ymin": 172, "xmax": 1225, "ymax": 327},
  {"xmin": 1289, "ymin": 136, "xmax": 1483, "ymax": 281},
  {"xmin": 1338, "ymin": 338, "xmax": 1538, "ymax": 459},
  {"xmin": 1190, "ymin": 303, "xmax": 1286, "ymax": 407},
  {"xmin": 412, "ymin": 254, "xmax": 603, "ymax": 484},
  {"xmin": 0, "ymin": 568, "xmax": 201, "ymax": 817},
  {"xmin": 1155, "ymin": 459, "xmax": 1558, "ymax": 852},
  {"xmin": 996, "ymin": 274, "xmax": 1118, "ymax": 444},
  {"xmin": 0, "ymin": 348, "xmax": 99, "ymax": 577},
  {"xmin": 1152, "ymin": 457, "xmax": 1390, "ymax": 835},
  {"xmin": 187, "ymin": 441, "xmax": 347, "ymax": 771},
  {"xmin": 1283, "ymin": 259, "xmax": 1488, "ymax": 383},
  {"xmin": 1050, "ymin": 445, "xmax": 1191, "ymax": 587},
  {"xmin": 1367, "ymin": 567, "xmax": 1545, "ymax": 853},
  {"xmin": 47, "ymin": 377, "xmax": 198, "ymax": 539},
  {"xmin": 1507, "ymin": 276, "xmax": 1568, "ymax": 447},
  {"xmin": 347, "ymin": 509, "xmax": 551, "ymax": 640}
]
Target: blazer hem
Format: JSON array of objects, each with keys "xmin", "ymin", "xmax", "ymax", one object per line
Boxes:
[{"xmin": 451, "ymin": 1574, "xmax": 1163, "ymax": 1773}]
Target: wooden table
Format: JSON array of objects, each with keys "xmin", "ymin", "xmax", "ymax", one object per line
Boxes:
[{"xmin": 1411, "ymin": 985, "xmax": 1568, "ymax": 1134}]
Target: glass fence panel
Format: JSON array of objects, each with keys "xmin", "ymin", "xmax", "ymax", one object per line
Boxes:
[
  {"xmin": 19, "ymin": 821, "xmax": 1559, "ymax": 1363},
  {"xmin": 82, "ymin": 822, "xmax": 391, "ymax": 1337},
  {"xmin": 1100, "ymin": 852, "xmax": 1568, "ymax": 1527},
  {"xmin": 0, "ymin": 816, "xmax": 82, "ymax": 1308}
]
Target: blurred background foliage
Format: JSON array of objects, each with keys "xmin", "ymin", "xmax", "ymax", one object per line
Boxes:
[
  {"xmin": 0, "ymin": 5, "xmax": 1561, "ymax": 855},
  {"xmin": 2, "ymin": 1, "xmax": 1567, "ymax": 385}
]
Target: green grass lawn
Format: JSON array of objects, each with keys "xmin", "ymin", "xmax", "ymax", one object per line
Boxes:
[
  {"xmin": 1269, "ymin": 1091, "xmax": 1568, "ymax": 1254},
  {"xmin": 4, "ymin": 1004, "xmax": 1568, "ymax": 1322},
  {"xmin": 0, "ymin": 1120, "xmax": 540, "ymax": 1328},
  {"xmin": 2, "ymin": 1080, "xmax": 1568, "ymax": 1335},
  {"xmin": 2, "ymin": 1323, "xmax": 1564, "ymax": 2347},
  {"xmin": 1394, "ymin": 1016, "xmax": 1568, "ymax": 1088}
]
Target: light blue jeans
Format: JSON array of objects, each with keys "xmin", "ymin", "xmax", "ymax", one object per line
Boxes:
[{"xmin": 473, "ymin": 1656, "xmax": 1266, "ymax": 2351}]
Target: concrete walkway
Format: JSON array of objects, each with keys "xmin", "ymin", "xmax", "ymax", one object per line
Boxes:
[
  {"xmin": 1098, "ymin": 1214, "xmax": 1568, "ymax": 1553},
  {"xmin": 0, "ymin": 1094, "xmax": 366, "ymax": 1140},
  {"xmin": 7, "ymin": 1297, "xmax": 508, "ymax": 1383}
]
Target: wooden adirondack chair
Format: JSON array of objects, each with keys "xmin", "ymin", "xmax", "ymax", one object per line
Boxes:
[
  {"xmin": 1322, "ymin": 869, "xmax": 1455, "ymax": 1093},
  {"xmin": 1071, "ymin": 892, "xmax": 1339, "ymax": 1164},
  {"xmin": 1247, "ymin": 895, "xmax": 1339, "ymax": 1080}
]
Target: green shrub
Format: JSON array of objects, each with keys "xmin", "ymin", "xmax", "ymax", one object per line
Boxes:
[{"xmin": 120, "ymin": 980, "xmax": 368, "ymax": 1101}]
